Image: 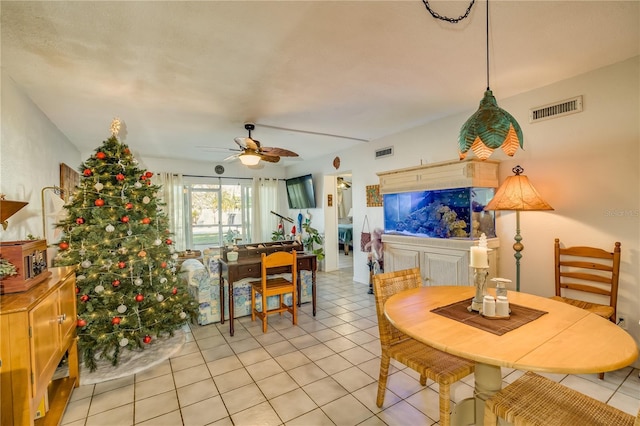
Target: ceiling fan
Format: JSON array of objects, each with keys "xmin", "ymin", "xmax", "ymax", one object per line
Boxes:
[
  {"xmin": 337, "ymin": 177, "xmax": 351, "ymax": 189},
  {"xmin": 225, "ymin": 123, "xmax": 299, "ymax": 166}
]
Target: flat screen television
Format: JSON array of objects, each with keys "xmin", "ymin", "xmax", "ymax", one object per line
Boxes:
[{"xmin": 285, "ymin": 174, "xmax": 317, "ymax": 209}]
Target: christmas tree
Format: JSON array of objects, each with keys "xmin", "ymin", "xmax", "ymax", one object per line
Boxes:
[{"xmin": 55, "ymin": 119, "xmax": 195, "ymax": 371}]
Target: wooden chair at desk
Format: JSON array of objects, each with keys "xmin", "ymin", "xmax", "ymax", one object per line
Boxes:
[
  {"xmin": 484, "ymin": 371, "xmax": 639, "ymax": 426},
  {"xmin": 550, "ymin": 238, "xmax": 621, "ymax": 379},
  {"xmin": 372, "ymin": 268, "xmax": 475, "ymax": 426},
  {"xmin": 250, "ymin": 250, "xmax": 297, "ymax": 333}
]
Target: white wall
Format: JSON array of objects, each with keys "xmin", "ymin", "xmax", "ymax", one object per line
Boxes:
[
  {"xmin": 287, "ymin": 57, "xmax": 640, "ymax": 363},
  {"xmin": 0, "ymin": 70, "xmax": 81, "ymax": 242}
]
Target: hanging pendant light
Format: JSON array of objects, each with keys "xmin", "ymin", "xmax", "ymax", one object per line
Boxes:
[{"xmin": 458, "ymin": 0, "xmax": 523, "ymax": 160}]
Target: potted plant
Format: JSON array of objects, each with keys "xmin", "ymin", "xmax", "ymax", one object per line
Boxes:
[
  {"xmin": 0, "ymin": 257, "xmax": 17, "ymax": 280},
  {"xmin": 302, "ymin": 221, "xmax": 325, "ymax": 261}
]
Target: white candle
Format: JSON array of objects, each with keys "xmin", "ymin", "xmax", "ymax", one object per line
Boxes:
[{"xmin": 470, "ymin": 246, "xmax": 488, "ymax": 268}]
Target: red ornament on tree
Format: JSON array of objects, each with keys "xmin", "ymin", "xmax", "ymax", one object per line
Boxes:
[
  {"xmin": 143, "ymin": 335, "xmax": 152, "ymax": 344},
  {"xmin": 171, "ymin": 287, "xmax": 178, "ymax": 295},
  {"xmin": 121, "ymin": 216, "xmax": 129, "ymax": 223},
  {"xmin": 95, "ymin": 198, "xmax": 105, "ymax": 207},
  {"xmin": 83, "ymin": 168, "xmax": 93, "ymax": 176},
  {"xmin": 145, "ymin": 171, "xmax": 153, "ymax": 178},
  {"xmin": 160, "ymin": 262, "xmax": 167, "ymax": 269},
  {"xmin": 146, "ymin": 180, "xmax": 152, "ymax": 186},
  {"xmin": 75, "ymin": 286, "xmax": 80, "ymax": 294},
  {"xmin": 80, "ymin": 294, "xmax": 90, "ymax": 302},
  {"xmin": 118, "ymin": 261, "xmax": 126, "ymax": 269},
  {"xmin": 135, "ymin": 294, "xmax": 144, "ymax": 302},
  {"xmin": 76, "ymin": 217, "xmax": 85, "ymax": 225},
  {"xmin": 111, "ymin": 317, "xmax": 121, "ymax": 325},
  {"xmin": 59, "ymin": 242, "xmax": 69, "ymax": 250},
  {"xmin": 125, "ymin": 202, "xmax": 133, "ymax": 210},
  {"xmin": 141, "ymin": 217, "xmax": 151, "ymax": 224},
  {"xmin": 124, "ymin": 148, "xmax": 131, "ymax": 154},
  {"xmin": 77, "ymin": 319, "xmax": 87, "ymax": 327},
  {"xmin": 165, "ymin": 239, "xmax": 172, "ymax": 245},
  {"xmin": 116, "ymin": 173, "xmax": 125, "ymax": 181},
  {"xmin": 96, "ymin": 152, "xmax": 106, "ymax": 160},
  {"xmin": 140, "ymin": 175, "xmax": 146, "ymax": 181},
  {"xmin": 112, "ymin": 279, "xmax": 121, "ymax": 287}
]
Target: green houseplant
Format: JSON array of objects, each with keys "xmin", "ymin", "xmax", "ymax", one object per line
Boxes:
[{"xmin": 302, "ymin": 221, "xmax": 324, "ymax": 261}]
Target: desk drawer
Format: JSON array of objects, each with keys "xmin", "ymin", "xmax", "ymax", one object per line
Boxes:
[{"xmin": 235, "ymin": 264, "xmax": 260, "ymax": 280}]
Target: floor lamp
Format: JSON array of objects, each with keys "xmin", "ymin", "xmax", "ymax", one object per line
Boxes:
[{"xmin": 484, "ymin": 165, "xmax": 553, "ymax": 291}]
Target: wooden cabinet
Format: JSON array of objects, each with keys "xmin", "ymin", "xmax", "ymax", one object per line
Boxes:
[
  {"xmin": 382, "ymin": 234, "xmax": 499, "ymax": 286},
  {"xmin": 0, "ymin": 267, "xmax": 78, "ymax": 426},
  {"xmin": 377, "ymin": 159, "xmax": 499, "ymax": 194}
]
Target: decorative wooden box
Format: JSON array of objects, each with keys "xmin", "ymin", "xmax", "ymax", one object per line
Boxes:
[{"xmin": 0, "ymin": 240, "xmax": 51, "ymax": 294}]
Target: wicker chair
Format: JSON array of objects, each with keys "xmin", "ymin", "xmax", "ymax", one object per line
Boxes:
[
  {"xmin": 372, "ymin": 268, "xmax": 475, "ymax": 426},
  {"xmin": 250, "ymin": 250, "xmax": 297, "ymax": 333},
  {"xmin": 484, "ymin": 371, "xmax": 639, "ymax": 426}
]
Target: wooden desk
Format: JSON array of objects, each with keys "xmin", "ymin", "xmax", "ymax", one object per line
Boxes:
[
  {"xmin": 219, "ymin": 253, "xmax": 317, "ymax": 336},
  {"xmin": 384, "ymin": 286, "xmax": 638, "ymax": 426}
]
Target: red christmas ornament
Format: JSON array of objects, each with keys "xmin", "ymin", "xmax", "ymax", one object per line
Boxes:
[
  {"xmin": 59, "ymin": 242, "xmax": 69, "ymax": 250},
  {"xmin": 112, "ymin": 279, "xmax": 121, "ymax": 287},
  {"xmin": 125, "ymin": 202, "xmax": 133, "ymax": 210},
  {"xmin": 116, "ymin": 173, "xmax": 125, "ymax": 181},
  {"xmin": 96, "ymin": 152, "xmax": 106, "ymax": 160},
  {"xmin": 75, "ymin": 286, "xmax": 80, "ymax": 294},
  {"xmin": 143, "ymin": 335, "xmax": 152, "ymax": 344},
  {"xmin": 76, "ymin": 217, "xmax": 85, "ymax": 225},
  {"xmin": 135, "ymin": 294, "xmax": 144, "ymax": 302},
  {"xmin": 118, "ymin": 261, "xmax": 126, "ymax": 269},
  {"xmin": 111, "ymin": 317, "xmax": 121, "ymax": 325},
  {"xmin": 140, "ymin": 175, "xmax": 147, "ymax": 181},
  {"xmin": 80, "ymin": 294, "xmax": 90, "ymax": 302},
  {"xmin": 95, "ymin": 198, "xmax": 105, "ymax": 207},
  {"xmin": 77, "ymin": 319, "xmax": 87, "ymax": 327},
  {"xmin": 160, "ymin": 262, "xmax": 167, "ymax": 269},
  {"xmin": 165, "ymin": 239, "xmax": 173, "ymax": 245},
  {"xmin": 83, "ymin": 168, "xmax": 93, "ymax": 176},
  {"xmin": 171, "ymin": 287, "xmax": 178, "ymax": 295},
  {"xmin": 146, "ymin": 180, "xmax": 152, "ymax": 186},
  {"xmin": 141, "ymin": 217, "xmax": 151, "ymax": 224},
  {"xmin": 124, "ymin": 148, "xmax": 130, "ymax": 154},
  {"xmin": 121, "ymin": 216, "xmax": 129, "ymax": 223}
]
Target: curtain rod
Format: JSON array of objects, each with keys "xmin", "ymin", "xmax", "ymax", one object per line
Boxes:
[{"xmin": 182, "ymin": 174, "xmax": 285, "ymax": 181}]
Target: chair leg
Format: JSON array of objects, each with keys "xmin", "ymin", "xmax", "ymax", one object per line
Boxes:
[
  {"xmin": 292, "ymin": 291, "xmax": 297, "ymax": 325},
  {"xmin": 376, "ymin": 352, "xmax": 391, "ymax": 407},
  {"xmin": 262, "ymin": 292, "xmax": 268, "ymax": 333},
  {"xmin": 483, "ymin": 400, "xmax": 499, "ymax": 426},
  {"xmin": 598, "ymin": 372, "xmax": 604, "ymax": 380},
  {"xmin": 438, "ymin": 383, "xmax": 451, "ymax": 426},
  {"xmin": 419, "ymin": 374, "xmax": 426, "ymax": 386}
]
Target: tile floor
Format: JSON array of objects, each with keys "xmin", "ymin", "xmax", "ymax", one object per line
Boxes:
[{"xmin": 62, "ymin": 256, "xmax": 639, "ymax": 425}]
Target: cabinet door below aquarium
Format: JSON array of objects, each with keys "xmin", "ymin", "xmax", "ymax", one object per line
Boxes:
[{"xmin": 421, "ymin": 251, "xmax": 468, "ymax": 286}]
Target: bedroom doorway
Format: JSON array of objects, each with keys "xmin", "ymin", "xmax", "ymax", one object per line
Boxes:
[{"xmin": 337, "ymin": 174, "xmax": 353, "ymax": 269}]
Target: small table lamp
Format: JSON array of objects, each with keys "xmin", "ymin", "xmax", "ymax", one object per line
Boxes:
[{"xmin": 484, "ymin": 165, "xmax": 553, "ymax": 291}]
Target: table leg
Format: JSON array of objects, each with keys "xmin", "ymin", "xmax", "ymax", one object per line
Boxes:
[
  {"xmin": 219, "ymin": 277, "xmax": 225, "ymax": 325},
  {"xmin": 451, "ymin": 363, "xmax": 502, "ymax": 425},
  {"xmin": 312, "ymin": 269, "xmax": 316, "ymax": 316},
  {"xmin": 228, "ymin": 278, "xmax": 235, "ymax": 336}
]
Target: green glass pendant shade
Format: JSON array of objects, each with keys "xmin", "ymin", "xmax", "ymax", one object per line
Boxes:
[{"xmin": 458, "ymin": 90, "xmax": 524, "ymax": 160}]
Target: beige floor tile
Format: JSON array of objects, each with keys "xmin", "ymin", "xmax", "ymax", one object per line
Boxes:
[
  {"xmin": 134, "ymin": 390, "xmax": 179, "ymax": 423},
  {"xmin": 302, "ymin": 376, "xmax": 349, "ymax": 406},
  {"xmin": 300, "ymin": 343, "xmax": 336, "ymax": 361},
  {"xmin": 170, "ymin": 351, "xmax": 205, "ymax": 372},
  {"xmin": 220, "ymin": 382, "xmax": 266, "ymax": 414},
  {"xmin": 275, "ymin": 350, "xmax": 311, "ymax": 369},
  {"xmin": 256, "ymin": 371, "xmax": 300, "ymax": 399},
  {"xmin": 135, "ymin": 359, "xmax": 172, "ymax": 382},
  {"xmin": 87, "ymin": 384, "xmax": 134, "ymax": 416},
  {"xmin": 135, "ymin": 373, "xmax": 176, "ymax": 400},
  {"xmin": 174, "ymin": 363, "xmax": 213, "ymax": 388},
  {"xmin": 237, "ymin": 346, "xmax": 272, "ymax": 366},
  {"xmin": 270, "ymin": 388, "xmax": 318, "ymax": 422},
  {"xmin": 289, "ymin": 362, "xmax": 328, "ymax": 386},
  {"xmin": 315, "ymin": 353, "xmax": 353, "ymax": 375},
  {"xmin": 180, "ymin": 395, "xmax": 229, "ymax": 426},
  {"xmin": 264, "ymin": 340, "xmax": 297, "ymax": 357},
  {"xmin": 61, "ymin": 397, "xmax": 91, "ymax": 424},
  {"xmin": 136, "ymin": 409, "xmax": 183, "ymax": 425},
  {"xmin": 332, "ymin": 366, "xmax": 376, "ymax": 393},
  {"xmin": 213, "ymin": 367, "xmax": 253, "ymax": 393},
  {"xmin": 231, "ymin": 401, "xmax": 282, "ymax": 426},
  {"xmin": 285, "ymin": 408, "xmax": 335, "ymax": 426},
  {"xmin": 69, "ymin": 384, "xmax": 94, "ymax": 402},
  {"xmin": 207, "ymin": 354, "xmax": 243, "ymax": 377},
  {"xmin": 85, "ymin": 403, "xmax": 134, "ymax": 426},
  {"xmin": 339, "ymin": 346, "xmax": 377, "ymax": 365},
  {"xmin": 177, "ymin": 377, "xmax": 219, "ymax": 407},
  {"xmin": 323, "ymin": 336, "xmax": 358, "ymax": 352},
  {"xmin": 245, "ymin": 358, "xmax": 285, "ymax": 381},
  {"xmin": 200, "ymin": 343, "xmax": 235, "ymax": 362},
  {"xmin": 92, "ymin": 375, "xmax": 134, "ymax": 396},
  {"xmin": 321, "ymin": 394, "xmax": 375, "ymax": 426}
]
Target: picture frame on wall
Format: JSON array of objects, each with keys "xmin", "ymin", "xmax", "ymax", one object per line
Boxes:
[
  {"xmin": 60, "ymin": 163, "xmax": 79, "ymax": 202},
  {"xmin": 366, "ymin": 184, "xmax": 383, "ymax": 207}
]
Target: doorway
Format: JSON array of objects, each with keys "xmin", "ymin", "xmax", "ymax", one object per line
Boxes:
[{"xmin": 336, "ymin": 174, "xmax": 353, "ymax": 269}]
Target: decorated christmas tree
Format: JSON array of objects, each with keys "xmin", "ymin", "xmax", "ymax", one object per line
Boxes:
[{"xmin": 55, "ymin": 119, "xmax": 195, "ymax": 371}]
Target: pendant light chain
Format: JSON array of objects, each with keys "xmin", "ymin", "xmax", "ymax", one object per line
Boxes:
[
  {"xmin": 421, "ymin": 0, "xmax": 476, "ymax": 24},
  {"xmin": 485, "ymin": 0, "xmax": 490, "ymax": 90}
]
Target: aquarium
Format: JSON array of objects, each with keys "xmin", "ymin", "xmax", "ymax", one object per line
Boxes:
[{"xmin": 383, "ymin": 187, "xmax": 495, "ymax": 239}]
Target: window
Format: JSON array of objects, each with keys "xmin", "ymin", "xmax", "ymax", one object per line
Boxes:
[{"xmin": 183, "ymin": 177, "xmax": 252, "ymax": 251}]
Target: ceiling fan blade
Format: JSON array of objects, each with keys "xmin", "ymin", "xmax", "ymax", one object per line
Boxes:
[
  {"xmin": 261, "ymin": 147, "xmax": 299, "ymax": 157},
  {"xmin": 259, "ymin": 154, "xmax": 280, "ymax": 163},
  {"xmin": 233, "ymin": 137, "xmax": 247, "ymax": 149},
  {"xmin": 223, "ymin": 153, "xmax": 240, "ymax": 162},
  {"xmin": 245, "ymin": 137, "xmax": 259, "ymax": 151}
]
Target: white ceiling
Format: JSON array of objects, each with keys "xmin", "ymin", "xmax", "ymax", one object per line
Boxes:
[{"xmin": 2, "ymin": 1, "xmax": 638, "ymax": 167}]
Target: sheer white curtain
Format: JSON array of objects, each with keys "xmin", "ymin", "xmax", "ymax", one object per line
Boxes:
[
  {"xmin": 154, "ymin": 172, "xmax": 186, "ymax": 251},
  {"xmin": 251, "ymin": 178, "xmax": 287, "ymax": 242}
]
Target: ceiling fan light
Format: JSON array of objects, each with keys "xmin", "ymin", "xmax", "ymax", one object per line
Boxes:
[{"xmin": 239, "ymin": 152, "xmax": 260, "ymax": 166}]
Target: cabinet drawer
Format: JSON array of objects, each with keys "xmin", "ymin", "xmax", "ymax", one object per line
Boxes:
[{"xmin": 235, "ymin": 264, "xmax": 260, "ymax": 280}]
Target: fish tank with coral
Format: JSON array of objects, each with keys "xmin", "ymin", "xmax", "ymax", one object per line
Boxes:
[{"xmin": 383, "ymin": 187, "xmax": 495, "ymax": 239}]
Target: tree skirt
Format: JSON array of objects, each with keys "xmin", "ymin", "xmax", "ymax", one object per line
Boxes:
[{"xmin": 79, "ymin": 328, "xmax": 186, "ymax": 385}]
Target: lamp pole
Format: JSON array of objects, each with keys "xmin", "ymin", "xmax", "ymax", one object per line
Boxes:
[{"xmin": 513, "ymin": 211, "xmax": 524, "ymax": 292}]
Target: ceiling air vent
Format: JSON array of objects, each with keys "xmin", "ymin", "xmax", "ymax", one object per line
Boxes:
[
  {"xmin": 529, "ymin": 96, "xmax": 583, "ymax": 123},
  {"xmin": 375, "ymin": 146, "xmax": 393, "ymax": 159}
]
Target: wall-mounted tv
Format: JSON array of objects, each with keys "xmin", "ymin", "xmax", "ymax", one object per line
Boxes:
[{"xmin": 285, "ymin": 174, "xmax": 317, "ymax": 209}]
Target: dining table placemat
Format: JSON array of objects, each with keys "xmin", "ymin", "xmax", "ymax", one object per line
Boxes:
[{"xmin": 431, "ymin": 298, "xmax": 548, "ymax": 336}]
